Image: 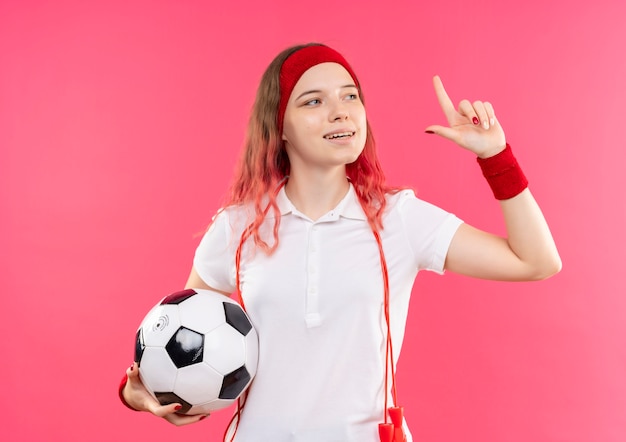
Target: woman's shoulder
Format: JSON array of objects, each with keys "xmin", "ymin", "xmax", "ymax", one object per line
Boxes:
[
  {"xmin": 384, "ymin": 187, "xmax": 454, "ymax": 219},
  {"xmin": 384, "ymin": 187, "xmax": 418, "ymax": 208},
  {"xmin": 211, "ymin": 203, "xmax": 256, "ymax": 229},
  {"xmin": 210, "ymin": 195, "xmax": 281, "ymax": 235}
]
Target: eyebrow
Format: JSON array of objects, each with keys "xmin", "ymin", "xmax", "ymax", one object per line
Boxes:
[{"xmin": 295, "ymin": 84, "xmax": 357, "ymax": 101}]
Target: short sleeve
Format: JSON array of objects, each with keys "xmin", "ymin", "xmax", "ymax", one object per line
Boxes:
[
  {"xmin": 192, "ymin": 210, "xmax": 237, "ymax": 293},
  {"xmin": 396, "ymin": 190, "xmax": 463, "ymax": 274}
]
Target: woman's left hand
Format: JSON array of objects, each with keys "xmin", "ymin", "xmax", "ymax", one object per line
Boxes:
[{"xmin": 425, "ymin": 75, "xmax": 506, "ymax": 158}]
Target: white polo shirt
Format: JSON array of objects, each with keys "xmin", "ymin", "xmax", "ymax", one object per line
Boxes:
[{"xmin": 193, "ymin": 184, "xmax": 462, "ymax": 442}]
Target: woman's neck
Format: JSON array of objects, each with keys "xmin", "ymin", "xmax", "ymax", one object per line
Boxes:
[{"xmin": 284, "ymin": 169, "xmax": 350, "ymax": 221}]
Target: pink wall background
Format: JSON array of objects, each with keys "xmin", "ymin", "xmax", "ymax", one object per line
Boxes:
[{"xmin": 2, "ymin": 0, "xmax": 625, "ymax": 441}]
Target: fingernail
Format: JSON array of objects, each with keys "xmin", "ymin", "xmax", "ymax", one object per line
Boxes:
[
  {"xmin": 472, "ymin": 117, "xmax": 479, "ymax": 125},
  {"xmin": 174, "ymin": 405, "xmax": 182, "ymax": 411},
  {"xmin": 425, "ymin": 130, "xmax": 435, "ymax": 134},
  {"xmin": 490, "ymin": 117, "xmax": 495, "ymax": 126},
  {"xmin": 199, "ymin": 415, "xmax": 208, "ymax": 421},
  {"xmin": 483, "ymin": 121, "xmax": 489, "ymax": 130},
  {"xmin": 129, "ymin": 364, "xmax": 134, "ymax": 372}
]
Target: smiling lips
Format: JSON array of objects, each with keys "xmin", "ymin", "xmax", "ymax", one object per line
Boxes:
[{"xmin": 323, "ymin": 131, "xmax": 355, "ymax": 140}]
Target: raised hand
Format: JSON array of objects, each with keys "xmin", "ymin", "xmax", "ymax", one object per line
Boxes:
[{"xmin": 425, "ymin": 75, "xmax": 506, "ymax": 158}]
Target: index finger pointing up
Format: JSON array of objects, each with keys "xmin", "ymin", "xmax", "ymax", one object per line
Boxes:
[{"xmin": 433, "ymin": 75, "xmax": 456, "ymax": 119}]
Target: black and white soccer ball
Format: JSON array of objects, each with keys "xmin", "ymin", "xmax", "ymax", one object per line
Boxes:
[{"xmin": 134, "ymin": 288, "xmax": 259, "ymax": 414}]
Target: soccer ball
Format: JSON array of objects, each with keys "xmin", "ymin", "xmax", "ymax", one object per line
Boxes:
[{"xmin": 134, "ymin": 288, "xmax": 259, "ymax": 414}]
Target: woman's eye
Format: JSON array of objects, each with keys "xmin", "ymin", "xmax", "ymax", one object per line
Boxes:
[
  {"xmin": 346, "ymin": 93, "xmax": 359, "ymax": 101},
  {"xmin": 304, "ymin": 99, "xmax": 321, "ymax": 106}
]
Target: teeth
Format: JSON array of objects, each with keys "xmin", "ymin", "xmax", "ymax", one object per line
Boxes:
[{"xmin": 325, "ymin": 132, "xmax": 353, "ymax": 139}]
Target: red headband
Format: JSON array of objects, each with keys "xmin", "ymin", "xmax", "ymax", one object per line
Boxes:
[{"xmin": 278, "ymin": 44, "xmax": 359, "ymax": 134}]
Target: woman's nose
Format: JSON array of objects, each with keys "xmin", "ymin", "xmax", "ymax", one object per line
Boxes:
[{"xmin": 330, "ymin": 101, "xmax": 349, "ymax": 121}]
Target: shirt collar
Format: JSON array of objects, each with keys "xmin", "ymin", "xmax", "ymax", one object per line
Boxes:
[{"xmin": 275, "ymin": 182, "xmax": 367, "ymax": 221}]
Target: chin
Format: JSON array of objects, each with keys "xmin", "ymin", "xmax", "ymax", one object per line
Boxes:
[{"xmin": 345, "ymin": 153, "xmax": 363, "ymax": 165}]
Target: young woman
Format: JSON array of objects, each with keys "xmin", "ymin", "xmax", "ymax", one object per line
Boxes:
[{"xmin": 119, "ymin": 43, "xmax": 561, "ymax": 441}]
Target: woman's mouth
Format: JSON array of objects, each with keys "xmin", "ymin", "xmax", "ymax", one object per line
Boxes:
[{"xmin": 324, "ymin": 131, "xmax": 355, "ymax": 140}]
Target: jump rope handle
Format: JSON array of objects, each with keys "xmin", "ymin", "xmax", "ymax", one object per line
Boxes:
[{"xmin": 378, "ymin": 406, "xmax": 406, "ymax": 442}]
